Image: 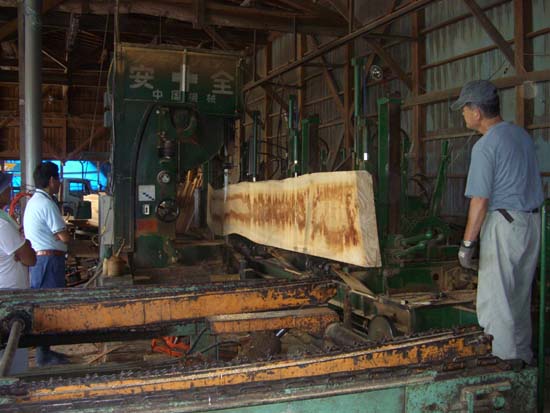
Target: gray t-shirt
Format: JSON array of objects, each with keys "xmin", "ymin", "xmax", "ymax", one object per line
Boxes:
[{"xmin": 465, "ymin": 121, "xmax": 543, "ymax": 211}]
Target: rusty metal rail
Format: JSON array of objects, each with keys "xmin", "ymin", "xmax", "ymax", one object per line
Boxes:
[
  {"xmin": 0, "ymin": 278, "xmax": 336, "ymax": 340},
  {"xmin": 7, "ymin": 327, "xmax": 490, "ymax": 404}
]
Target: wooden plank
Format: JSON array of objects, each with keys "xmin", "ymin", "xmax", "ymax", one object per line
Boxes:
[
  {"xmin": 207, "ymin": 171, "xmax": 381, "ymax": 268},
  {"xmin": 403, "ymin": 69, "xmax": 550, "ymax": 107}
]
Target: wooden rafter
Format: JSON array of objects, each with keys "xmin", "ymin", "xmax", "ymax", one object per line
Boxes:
[
  {"xmin": 363, "ymin": 40, "xmax": 412, "ymax": 90},
  {"xmin": 242, "ymin": 0, "xmax": 432, "ymax": 92},
  {"xmin": 0, "ymin": 0, "xmax": 66, "ymax": 42},
  {"xmin": 202, "ymin": 25, "xmax": 230, "ymax": 50},
  {"xmin": 6, "ymin": 0, "xmax": 348, "ymax": 36},
  {"xmin": 462, "ymin": 0, "xmax": 524, "ymax": 73},
  {"xmin": 192, "ymin": 0, "xmax": 205, "ymax": 29},
  {"xmin": 308, "ymin": 35, "xmax": 346, "ymax": 121},
  {"xmin": 326, "ymin": 0, "xmax": 412, "ymax": 90},
  {"xmin": 404, "ymin": 69, "xmax": 550, "ymax": 108}
]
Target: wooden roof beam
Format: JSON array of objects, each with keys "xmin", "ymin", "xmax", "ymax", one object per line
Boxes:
[
  {"xmin": 308, "ymin": 35, "xmax": 346, "ymax": 119},
  {"xmin": 5, "ymin": 0, "xmax": 347, "ymax": 36},
  {"xmin": 203, "ymin": 25, "xmax": 230, "ymax": 50},
  {"xmin": 0, "ymin": 0, "xmax": 65, "ymax": 42},
  {"xmin": 242, "ymin": 0, "xmax": 432, "ymax": 93},
  {"xmin": 462, "ymin": 0, "xmax": 524, "ymax": 73},
  {"xmin": 192, "ymin": 0, "xmax": 205, "ymax": 29},
  {"xmin": 326, "ymin": 0, "xmax": 412, "ymax": 90}
]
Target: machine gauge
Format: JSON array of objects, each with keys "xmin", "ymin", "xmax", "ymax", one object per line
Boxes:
[{"xmin": 157, "ymin": 170, "xmax": 172, "ymax": 185}]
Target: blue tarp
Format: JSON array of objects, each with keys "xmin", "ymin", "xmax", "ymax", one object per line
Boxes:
[{"xmin": 4, "ymin": 160, "xmax": 108, "ymax": 192}]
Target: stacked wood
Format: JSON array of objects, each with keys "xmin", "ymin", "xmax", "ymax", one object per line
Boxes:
[
  {"xmin": 208, "ymin": 171, "xmax": 381, "ymax": 268},
  {"xmin": 176, "ymin": 169, "xmax": 203, "ymax": 233}
]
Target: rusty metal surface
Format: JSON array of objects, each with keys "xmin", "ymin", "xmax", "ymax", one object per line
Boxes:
[
  {"xmin": 207, "ymin": 307, "xmax": 339, "ymax": 336},
  {"xmin": 6, "ymin": 327, "xmax": 491, "ymax": 405},
  {"xmin": 0, "ymin": 278, "xmax": 336, "ymax": 337}
]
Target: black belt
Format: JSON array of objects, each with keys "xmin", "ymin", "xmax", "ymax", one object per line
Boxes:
[{"xmin": 497, "ymin": 208, "xmax": 539, "ymax": 223}]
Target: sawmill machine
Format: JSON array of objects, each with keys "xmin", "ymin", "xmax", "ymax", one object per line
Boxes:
[
  {"xmin": 223, "ymin": 57, "xmax": 478, "ymax": 341},
  {"xmin": 109, "ymin": 43, "xmax": 242, "ymax": 273},
  {"xmin": 0, "ymin": 44, "xmax": 541, "ymax": 413},
  {"xmin": 329, "ymin": 56, "xmax": 479, "ymax": 340}
]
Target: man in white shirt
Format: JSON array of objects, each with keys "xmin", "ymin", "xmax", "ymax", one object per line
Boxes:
[
  {"xmin": 23, "ymin": 162, "xmax": 71, "ymax": 366},
  {"xmin": 0, "ymin": 171, "xmax": 36, "ymax": 374}
]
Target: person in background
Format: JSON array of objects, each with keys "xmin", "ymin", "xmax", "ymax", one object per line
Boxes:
[
  {"xmin": 0, "ymin": 171, "xmax": 36, "ymax": 374},
  {"xmin": 452, "ymin": 80, "xmax": 543, "ymax": 364},
  {"xmin": 23, "ymin": 162, "xmax": 71, "ymax": 366}
]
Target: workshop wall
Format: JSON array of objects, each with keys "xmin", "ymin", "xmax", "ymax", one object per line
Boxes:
[
  {"xmin": 243, "ymin": 0, "xmax": 549, "ymax": 219},
  {"xmin": 0, "ymin": 83, "xmax": 109, "ymax": 160}
]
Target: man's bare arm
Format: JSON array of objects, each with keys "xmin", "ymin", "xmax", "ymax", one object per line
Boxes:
[
  {"xmin": 14, "ymin": 240, "xmax": 37, "ymax": 266},
  {"xmin": 463, "ymin": 196, "xmax": 489, "ymax": 241},
  {"xmin": 55, "ymin": 230, "xmax": 71, "ymax": 244}
]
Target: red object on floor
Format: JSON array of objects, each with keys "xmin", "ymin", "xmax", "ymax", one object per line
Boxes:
[{"xmin": 151, "ymin": 336, "xmax": 190, "ymax": 357}]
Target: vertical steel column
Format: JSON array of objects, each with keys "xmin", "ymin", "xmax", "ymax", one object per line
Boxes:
[
  {"xmin": 23, "ymin": 0, "xmax": 42, "ymax": 191},
  {"xmin": 251, "ymin": 111, "xmax": 259, "ymax": 182},
  {"xmin": 377, "ymin": 97, "xmax": 402, "ymax": 238},
  {"xmin": 18, "ymin": 3, "xmax": 26, "ymax": 194},
  {"xmin": 288, "ymin": 96, "xmax": 299, "ymax": 177},
  {"xmin": 352, "ymin": 57, "xmax": 361, "ymax": 169},
  {"xmin": 377, "ymin": 98, "xmax": 390, "ymax": 240},
  {"xmin": 539, "ymin": 201, "xmax": 548, "ymax": 413},
  {"xmin": 387, "ymin": 99, "xmax": 401, "ymax": 235}
]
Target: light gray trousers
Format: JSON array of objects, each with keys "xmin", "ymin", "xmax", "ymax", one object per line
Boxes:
[{"xmin": 477, "ymin": 210, "xmax": 541, "ymax": 363}]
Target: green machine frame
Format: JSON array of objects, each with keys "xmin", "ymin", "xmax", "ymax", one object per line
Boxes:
[{"xmin": 111, "ymin": 43, "xmax": 242, "ymax": 270}]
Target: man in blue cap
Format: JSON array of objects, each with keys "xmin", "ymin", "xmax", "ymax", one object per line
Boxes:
[
  {"xmin": 452, "ymin": 80, "xmax": 544, "ymax": 364},
  {"xmin": 0, "ymin": 171, "xmax": 36, "ymax": 374}
]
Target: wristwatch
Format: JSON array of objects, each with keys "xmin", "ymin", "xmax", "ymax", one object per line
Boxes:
[{"xmin": 461, "ymin": 240, "xmax": 474, "ymax": 248}]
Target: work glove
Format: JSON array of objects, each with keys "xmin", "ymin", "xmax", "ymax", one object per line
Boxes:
[{"xmin": 458, "ymin": 240, "xmax": 478, "ymax": 270}]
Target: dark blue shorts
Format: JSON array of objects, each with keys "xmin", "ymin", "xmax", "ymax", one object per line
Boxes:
[{"xmin": 30, "ymin": 255, "xmax": 66, "ymax": 289}]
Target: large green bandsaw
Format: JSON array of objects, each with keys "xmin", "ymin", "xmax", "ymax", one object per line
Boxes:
[{"xmin": 111, "ymin": 44, "xmax": 241, "ymax": 270}]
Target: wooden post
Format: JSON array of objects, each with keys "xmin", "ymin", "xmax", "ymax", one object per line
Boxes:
[{"xmin": 514, "ymin": 0, "xmax": 532, "ymax": 128}]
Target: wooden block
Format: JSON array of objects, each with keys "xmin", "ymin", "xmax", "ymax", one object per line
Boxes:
[{"xmin": 207, "ymin": 171, "xmax": 381, "ymax": 267}]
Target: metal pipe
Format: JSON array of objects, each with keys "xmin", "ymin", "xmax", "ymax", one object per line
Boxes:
[
  {"xmin": 0, "ymin": 320, "xmax": 25, "ymax": 377},
  {"xmin": 352, "ymin": 58, "xmax": 361, "ymax": 168},
  {"xmin": 18, "ymin": 2, "xmax": 26, "ymax": 196},
  {"xmin": 23, "ymin": 0, "xmax": 43, "ymax": 191},
  {"xmin": 538, "ymin": 201, "xmax": 548, "ymax": 413},
  {"xmin": 251, "ymin": 111, "xmax": 259, "ymax": 182}
]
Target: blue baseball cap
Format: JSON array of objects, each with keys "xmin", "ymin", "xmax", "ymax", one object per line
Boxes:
[
  {"xmin": 451, "ymin": 80, "xmax": 499, "ymax": 111},
  {"xmin": 0, "ymin": 172, "xmax": 12, "ymax": 194}
]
